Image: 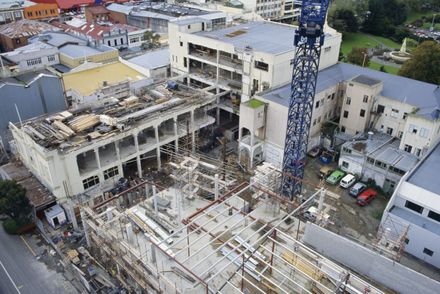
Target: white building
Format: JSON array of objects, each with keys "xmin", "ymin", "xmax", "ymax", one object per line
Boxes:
[
  {"xmin": 122, "ymin": 48, "xmax": 170, "ymax": 81},
  {"xmin": 0, "ymin": 41, "xmax": 59, "ymax": 72},
  {"xmin": 10, "ymin": 82, "xmax": 217, "ymax": 218},
  {"xmin": 169, "ymin": 17, "xmax": 341, "ymax": 125},
  {"xmin": 381, "ymin": 139, "xmax": 440, "ymax": 268},
  {"xmin": 237, "ymin": 62, "xmax": 440, "ymax": 171},
  {"xmin": 240, "ymin": 0, "xmax": 283, "ymax": 19}
]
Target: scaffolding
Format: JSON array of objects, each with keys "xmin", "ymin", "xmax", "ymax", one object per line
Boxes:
[
  {"xmin": 82, "ymin": 178, "xmax": 385, "ymax": 294},
  {"xmin": 374, "ymin": 214, "xmax": 410, "ymax": 261}
]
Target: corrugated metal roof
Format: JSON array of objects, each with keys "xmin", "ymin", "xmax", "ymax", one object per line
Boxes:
[
  {"xmin": 261, "ymin": 63, "xmax": 440, "ymax": 120},
  {"xmin": 128, "ymin": 48, "xmax": 170, "ymax": 70}
]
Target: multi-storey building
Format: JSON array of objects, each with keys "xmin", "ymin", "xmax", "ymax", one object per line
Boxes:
[
  {"xmin": 24, "ymin": 2, "xmax": 59, "ymax": 20},
  {"xmin": 0, "ymin": 0, "xmax": 34, "ymax": 24},
  {"xmin": 381, "ymin": 139, "xmax": 440, "ymax": 268},
  {"xmin": 169, "ymin": 17, "xmax": 341, "ymax": 125}
]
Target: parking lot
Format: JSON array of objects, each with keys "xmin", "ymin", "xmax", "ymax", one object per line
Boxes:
[{"xmin": 303, "ymin": 155, "xmax": 388, "ymax": 243}]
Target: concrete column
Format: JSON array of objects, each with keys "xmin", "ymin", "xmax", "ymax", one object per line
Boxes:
[
  {"xmin": 80, "ymin": 209, "xmax": 90, "ymax": 248},
  {"xmin": 214, "ymin": 174, "xmax": 219, "ymax": 201},
  {"xmin": 216, "ymin": 97, "xmax": 221, "ymax": 126},
  {"xmin": 145, "ymin": 183, "xmax": 150, "ymax": 198},
  {"xmin": 94, "ymin": 148, "xmax": 103, "ymax": 182},
  {"xmin": 318, "ymin": 188, "xmax": 325, "ymax": 213},
  {"xmin": 134, "ymin": 134, "xmax": 142, "ymax": 178},
  {"xmin": 153, "ymin": 185, "xmax": 158, "ymax": 217},
  {"xmin": 106, "ymin": 208, "xmax": 113, "ymax": 221},
  {"xmin": 126, "ymin": 223, "xmax": 133, "ymax": 244},
  {"xmin": 154, "ymin": 126, "xmax": 161, "ymax": 169},
  {"xmin": 191, "ymin": 110, "xmax": 196, "ymax": 153},
  {"xmin": 174, "ymin": 118, "xmax": 178, "ymax": 152},
  {"xmin": 67, "ymin": 198, "xmax": 78, "ymax": 230},
  {"xmin": 115, "ymin": 142, "xmax": 123, "ymax": 177}
]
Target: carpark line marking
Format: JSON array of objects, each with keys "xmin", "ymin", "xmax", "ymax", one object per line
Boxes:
[
  {"xmin": 0, "ymin": 258, "xmax": 21, "ymax": 293},
  {"xmin": 20, "ymin": 236, "xmax": 37, "ymax": 257}
]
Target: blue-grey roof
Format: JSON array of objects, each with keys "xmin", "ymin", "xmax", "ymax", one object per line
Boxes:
[
  {"xmin": 407, "ymin": 140, "xmax": 440, "ymax": 194},
  {"xmin": 29, "ymin": 31, "xmax": 86, "ymax": 48},
  {"xmin": 128, "ymin": 48, "xmax": 170, "ymax": 69},
  {"xmin": 390, "ymin": 206, "xmax": 440, "ymax": 235},
  {"xmin": 195, "ymin": 22, "xmax": 296, "ymax": 55},
  {"xmin": 130, "ymin": 10, "xmax": 175, "ymax": 20},
  {"xmin": 261, "ymin": 63, "xmax": 440, "ymax": 120},
  {"xmin": 59, "ymin": 44, "xmax": 115, "ymax": 58}
]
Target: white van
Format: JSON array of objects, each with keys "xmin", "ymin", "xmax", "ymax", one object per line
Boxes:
[{"xmin": 340, "ymin": 174, "xmax": 356, "ymax": 188}]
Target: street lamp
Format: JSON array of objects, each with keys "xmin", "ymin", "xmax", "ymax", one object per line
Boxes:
[
  {"xmin": 362, "ymin": 51, "xmax": 368, "ymax": 67},
  {"xmin": 430, "ymin": 14, "xmax": 436, "ymax": 32}
]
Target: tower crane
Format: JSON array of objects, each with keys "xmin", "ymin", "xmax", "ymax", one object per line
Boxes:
[{"xmin": 282, "ymin": 0, "xmax": 330, "ymax": 199}]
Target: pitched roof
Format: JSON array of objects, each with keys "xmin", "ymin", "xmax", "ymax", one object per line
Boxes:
[
  {"xmin": 0, "ymin": 19, "xmax": 58, "ymax": 38},
  {"xmin": 261, "ymin": 63, "xmax": 440, "ymax": 121}
]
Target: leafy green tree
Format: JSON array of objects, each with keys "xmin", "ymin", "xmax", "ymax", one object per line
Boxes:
[
  {"xmin": 141, "ymin": 31, "xmax": 161, "ymax": 50},
  {"xmin": 399, "ymin": 41, "xmax": 440, "ymax": 84},
  {"xmin": 347, "ymin": 48, "xmax": 370, "ymax": 67},
  {"xmin": 0, "ymin": 180, "xmax": 32, "ymax": 220},
  {"xmin": 363, "ymin": 0, "xmax": 407, "ymax": 36},
  {"xmin": 329, "ymin": 8, "xmax": 359, "ymax": 33}
]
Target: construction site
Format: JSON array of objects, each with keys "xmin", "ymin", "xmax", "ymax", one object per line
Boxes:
[{"xmin": 78, "ymin": 152, "xmax": 389, "ymax": 294}]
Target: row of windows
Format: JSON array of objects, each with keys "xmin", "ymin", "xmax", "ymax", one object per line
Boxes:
[
  {"xmin": 83, "ymin": 166, "xmax": 120, "ymax": 190},
  {"xmin": 345, "ymin": 95, "xmax": 369, "ymax": 105},
  {"xmin": 404, "ymin": 200, "xmax": 440, "ymax": 223},
  {"xmin": 312, "ymin": 110, "xmax": 334, "ymax": 126},
  {"xmin": 342, "ymin": 109, "xmax": 366, "ymax": 119},
  {"xmin": 408, "ymin": 124, "xmax": 430, "ymax": 138},
  {"xmin": 107, "ymin": 38, "xmax": 125, "ymax": 47},
  {"xmin": 364, "ymin": 157, "xmax": 406, "ymax": 175},
  {"xmin": 26, "ymin": 57, "xmax": 42, "ymax": 66},
  {"xmin": 26, "ymin": 9, "xmax": 56, "ymax": 17}
]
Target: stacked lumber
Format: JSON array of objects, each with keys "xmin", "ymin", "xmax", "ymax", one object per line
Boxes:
[{"xmin": 68, "ymin": 114, "xmax": 100, "ymax": 132}]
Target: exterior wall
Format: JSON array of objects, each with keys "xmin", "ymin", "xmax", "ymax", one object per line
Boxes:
[
  {"xmin": 59, "ymin": 49, "xmax": 119, "ymax": 68},
  {"xmin": 241, "ymin": 0, "xmax": 283, "ymax": 19},
  {"xmin": 85, "ymin": 8, "xmax": 109, "ymax": 23},
  {"xmin": 0, "ymin": 7, "xmax": 24, "ymax": 24},
  {"xmin": 400, "ymin": 115, "xmax": 440, "ymax": 157},
  {"xmin": 11, "ymin": 102, "xmax": 215, "ymax": 200},
  {"xmin": 128, "ymin": 15, "xmax": 170, "ymax": 33},
  {"xmin": 374, "ymin": 96, "xmax": 415, "ymax": 138},
  {"xmin": 0, "ymin": 34, "xmax": 29, "ymax": 52},
  {"xmin": 127, "ymin": 29, "xmax": 147, "ymax": 48},
  {"xmin": 108, "ymin": 10, "xmax": 127, "ymax": 24},
  {"xmin": 8, "ymin": 47, "xmax": 59, "ymax": 71},
  {"xmin": 103, "ymin": 30, "xmax": 128, "ymax": 49},
  {"xmin": 339, "ymin": 80, "xmax": 383, "ymax": 135},
  {"xmin": 1, "ymin": 75, "xmax": 66, "ymax": 149},
  {"xmin": 24, "ymin": 3, "xmax": 58, "ymax": 20}
]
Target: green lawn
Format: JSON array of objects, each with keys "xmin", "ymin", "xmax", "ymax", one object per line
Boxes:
[
  {"xmin": 405, "ymin": 11, "xmax": 434, "ymax": 24},
  {"xmin": 421, "ymin": 22, "xmax": 440, "ymax": 30},
  {"xmin": 341, "ymin": 32, "xmax": 400, "ymax": 55},
  {"xmin": 368, "ymin": 61, "xmax": 400, "ymax": 75}
]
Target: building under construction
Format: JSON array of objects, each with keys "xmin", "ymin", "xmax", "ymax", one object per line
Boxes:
[{"xmin": 81, "ymin": 154, "xmax": 386, "ymax": 293}]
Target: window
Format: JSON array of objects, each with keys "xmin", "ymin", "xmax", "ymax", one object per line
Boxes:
[
  {"xmin": 415, "ymin": 148, "xmax": 422, "ymax": 157},
  {"xmin": 187, "ymin": 25, "xmax": 191, "ymax": 29},
  {"xmin": 409, "ymin": 124, "xmax": 417, "ymax": 134},
  {"xmin": 315, "ymin": 101, "xmax": 319, "ymax": 108},
  {"xmin": 114, "ymin": 39, "xmax": 117, "ymax": 46},
  {"xmin": 324, "ymin": 46, "xmax": 331, "ymax": 52},
  {"xmin": 367, "ymin": 157, "xmax": 374, "ymax": 164},
  {"xmin": 313, "ymin": 119, "xmax": 316, "ymax": 126},
  {"xmin": 398, "ymin": 131, "xmax": 403, "ymax": 139},
  {"xmin": 377, "ymin": 104, "xmax": 385, "ymax": 114},
  {"xmin": 419, "ymin": 127, "xmax": 429, "ymax": 138},
  {"xmin": 26, "ymin": 57, "xmax": 42, "ymax": 66},
  {"xmin": 83, "ymin": 175, "xmax": 100, "ymax": 190},
  {"xmin": 180, "ymin": 41, "xmax": 183, "ymax": 46},
  {"xmin": 391, "ymin": 108, "xmax": 399, "ymax": 118},
  {"xmin": 120, "ymin": 38, "xmax": 124, "ymax": 44},
  {"xmin": 47, "ymin": 55, "xmax": 56, "ymax": 62},
  {"xmin": 254, "ymin": 61, "xmax": 269, "ymax": 71},
  {"xmin": 360, "ymin": 109, "xmax": 365, "ymax": 117},
  {"xmin": 403, "ymin": 112, "xmax": 408, "ymax": 120},
  {"xmin": 342, "ymin": 161, "xmax": 349, "ymax": 168},
  {"xmin": 404, "ymin": 238, "xmax": 409, "ymax": 244},
  {"xmin": 405, "ymin": 200, "xmax": 423, "ymax": 214},
  {"xmin": 107, "ymin": 40, "xmax": 111, "ymax": 46},
  {"xmin": 15, "ymin": 38, "xmax": 20, "ymax": 44},
  {"xmin": 104, "ymin": 166, "xmax": 119, "ymax": 180},
  {"xmin": 386, "ymin": 127, "xmax": 393, "ymax": 135},
  {"xmin": 343, "ymin": 111, "xmax": 349, "ymax": 118},
  {"xmin": 363, "ymin": 95, "xmax": 368, "ymax": 103},
  {"xmin": 346, "ymin": 97, "xmax": 351, "ymax": 105},
  {"xmin": 427, "ymin": 210, "xmax": 440, "ymax": 222},
  {"xmin": 327, "ymin": 94, "xmax": 331, "ymax": 100},
  {"xmin": 423, "ymin": 248, "xmax": 434, "ymax": 257},
  {"xmin": 341, "ymin": 126, "xmax": 346, "ymax": 133},
  {"xmin": 27, "ymin": 11, "xmax": 32, "ymax": 17},
  {"xmin": 404, "ymin": 144, "xmax": 412, "ymax": 153},
  {"xmin": 183, "ymin": 57, "xmax": 187, "ymax": 68},
  {"xmin": 331, "ymin": 93, "xmax": 335, "ymax": 100}
]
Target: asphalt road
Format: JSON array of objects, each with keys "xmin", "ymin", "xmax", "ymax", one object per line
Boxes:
[{"xmin": 0, "ymin": 224, "xmax": 76, "ymax": 294}]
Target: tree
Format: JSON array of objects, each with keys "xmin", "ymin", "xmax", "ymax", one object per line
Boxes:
[
  {"xmin": 362, "ymin": 0, "xmax": 407, "ymax": 36},
  {"xmin": 379, "ymin": 65, "xmax": 387, "ymax": 73},
  {"xmin": 330, "ymin": 8, "xmax": 358, "ymax": 33},
  {"xmin": 141, "ymin": 31, "xmax": 161, "ymax": 50},
  {"xmin": 399, "ymin": 41, "xmax": 440, "ymax": 84},
  {"xmin": 347, "ymin": 48, "xmax": 370, "ymax": 67},
  {"xmin": 0, "ymin": 180, "xmax": 32, "ymax": 220}
]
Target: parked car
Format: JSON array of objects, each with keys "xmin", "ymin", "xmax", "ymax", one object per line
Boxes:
[
  {"xmin": 349, "ymin": 182, "xmax": 367, "ymax": 197},
  {"xmin": 326, "ymin": 170, "xmax": 345, "ymax": 185},
  {"xmin": 356, "ymin": 188, "xmax": 377, "ymax": 206},
  {"xmin": 339, "ymin": 174, "xmax": 356, "ymax": 188},
  {"xmin": 307, "ymin": 146, "xmax": 321, "ymax": 158},
  {"xmin": 318, "ymin": 166, "xmax": 333, "ymax": 179},
  {"xmin": 303, "ymin": 206, "xmax": 318, "ymax": 222}
]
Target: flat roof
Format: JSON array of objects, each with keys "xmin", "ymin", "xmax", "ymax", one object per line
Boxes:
[
  {"xmin": 59, "ymin": 44, "xmax": 103, "ymax": 58},
  {"xmin": 352, "ymin": 75, "xmax": 382, "ymax": 86},
  {"xmin": 62, "ymin": 62, "xmax": 146, "ymax": 96},
  {"xmin": 260, "ymin": 63, "xmax": 440, "ymax": 120},
  {"xmin": 29, "ymin": 31, "xmax": 87, "ymax": 48},
  {"xmin": 128, "ymin": 48, "xmax": 170, "ymax": 70},
  {"xmin": 195, "ymin": 21, "xmax": 296, "ymax": 55},
  {"xmin": 407, "ymin": 140, "xmax": 440, "ymax": 195}
]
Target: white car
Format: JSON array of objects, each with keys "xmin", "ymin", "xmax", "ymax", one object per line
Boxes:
[{"xmin": 339, "ymin": 174, "xmax": 356, "ymax": 188}]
